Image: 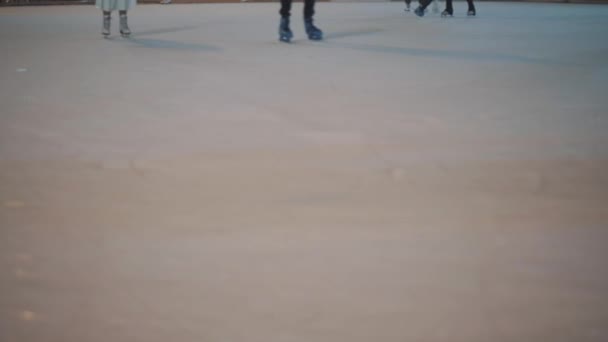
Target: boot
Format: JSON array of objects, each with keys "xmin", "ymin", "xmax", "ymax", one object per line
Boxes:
[
  {"xmin": 467, "ymin": 5, "xmax": 476, "ymax": 16},
  {"xmin": 278, "ymin": 17, "xmax": 293, "ymax": 43},
  {"xmin": 304, "ymin": 18, "xmax": 323, "ymax": 41},
  {"xmin": 102, "ymin": 11, "xmax": 111, "ymax": 37},
  {"xmin": 119, "ymin": 11, "xmax": 131, "ymax": 37}
]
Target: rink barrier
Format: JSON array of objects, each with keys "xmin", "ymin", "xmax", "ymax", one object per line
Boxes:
[{"xmin": 1, "ymin": 0, "xmax": 607, "ymax": 6}]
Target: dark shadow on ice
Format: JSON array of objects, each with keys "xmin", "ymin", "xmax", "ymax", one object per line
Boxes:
[
  {"xmin": 122, "ymin": 37, "xmax": 220, "ymax": 52},
  {"xmin": 323, "ymin": 28, "xmax": 384, "ymax": 40},
  {"xmin": 131, "ymin": 25, "xmax": 200, "ymax": 37},
  {"xmin": 328, "ymin": 42, "xmax": 571, "ymax": 66}
]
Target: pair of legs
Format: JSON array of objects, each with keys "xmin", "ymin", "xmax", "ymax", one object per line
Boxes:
[
  {"xmin": 102, "ymin": 10, "xmax": 131, "ymax": 37},
  {"xmin": 415, "ymin": 0, "xmax": 475, "ymax": 16},
  {"xmin": 280, "ymin": 0, "xmax": 315, "ymax": 20},
  {"xmin": 441, "ymin": 0, "xmax": 475, "ymax": 16},
  {"xmin": 278, "ymin": 0, "xmax": 323, "ymax": 43},
  {"xmin": 97, "ymin": 0, "xmax": 133, "ymax": 37}
]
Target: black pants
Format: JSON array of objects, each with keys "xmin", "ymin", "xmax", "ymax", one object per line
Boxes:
[
  {"xmin": 444, "ymin": 0, "xmax": 475, "ymax": 12},
  {"xmin": 419, "ymin": 0, "xmax": 474, "ymax": 11},
  {"xmin": 280, "ymin": 0, "xmax": 316, "ymax": 19}
]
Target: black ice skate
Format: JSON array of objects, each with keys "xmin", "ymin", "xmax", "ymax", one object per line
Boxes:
[
  {"xmin": 441, "ymin": 9, "xmax": 453, "ymax": 17},
  {"xmin": 414, "ymin": 6, "xmax": 425, "ymax": 17},
  {"xmin": 279, "ymin": 17, "xmax": 293, "ymax": 43},
  {"xmin": 304, "ymin": 18, "xmax": 323, "ymax": 41},
  {"xmin": 467, "ymin": 7, "xmax": 476, "ymax": 16}
]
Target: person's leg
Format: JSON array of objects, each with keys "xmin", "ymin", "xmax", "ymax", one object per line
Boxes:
[
  {"xmin": 467, "ymin": 0, "xmax": 476, "ymax": 16},
  {"xmin": 303, "ymin": 0, "xmax": 315, "ymax": 20},
  {"xmin": 404, "ymin": 0, "xmax": 411, "ymax": 11},
  {"xmin": 279, "ymin": 0, "xmax": 292, "ymax": 19},
  {"xmin": 414, "ymin": 0, "xmax": 433, "ymax": 16},
  {"xmin": 102, "ymin": 10, "xmax": 111, "ymax": 37},
  {"xmin": 303, "ymin": 0, "xmax": 322, "ymax": 40},
  {"xmin": 418, "ymin": 0, "xmax": 434, "ymax": 10},
  {"xmin": 278, "ymin": 0, "xmax": 293, "ymax": 42},
  {"xmin": 442, "ymin": 0, "xmax": 453, "ymax": 16},
  {"xmin": 96, "ymin": 0, "xmax": 115, "ymax": 36},
  {"xmin": 279, "ymin": 17, "xmax": 293, "ymax": 42},
  {"xmin": 119, "ymin": 10, "xmax": 131, "ymax": 36}
]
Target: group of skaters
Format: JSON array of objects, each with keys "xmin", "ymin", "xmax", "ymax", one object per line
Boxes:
[
  {"xmin": 96, "ymin": 0, "xmax": 475, "ymax": 42},
  {"xmin": 407, "ymin": 0, "xmax": 476, "ymax": 17}
]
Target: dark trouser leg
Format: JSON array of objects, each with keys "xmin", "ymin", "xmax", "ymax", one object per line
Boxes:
[
  {"xmin": 280, "ymin": 0, "xmax": 292, "ymax": 18},
  {"xmin": 303, "ymin": 0, "xmax": 316, "ymax": 20},
  {"xmin": 303, "ymin": 0, "xmax": 322, "ymax": 40},
  {"xmin": 404, "ymin": 0, "xmax": 411, "ymax": 5},
  {"xmin": 418, "ymin": 0, "xmax": 433, "ymax": 9},
  {"xmin": 467, "ymin": 0, "xmax": 475, "ymax": 11},
  {"xmin": 444, "ymin": 0, "xmax": 453, "ymax": 13}
]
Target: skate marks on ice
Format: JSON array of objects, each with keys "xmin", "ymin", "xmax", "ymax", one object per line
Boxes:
[
  {"xmin": 104, "ymin": 25, "xmax": 220, "ymax": 52},
  {"xmin": 3, "ymin": 200, "xmax": 25, "ymax": 209},
  {"xmin": 321, "ymin": 27, "xmax": 384, "ymax": 41},
  {"xmin": 318, "ymin": 42, "xmax": 569, "ymax": 67},
  {"xmin": 1, "ymin": 154, "xmax": 608, "ymax": 342},
  {"xmin": 129, "ymin": 25, "xmax": 201, "ymax": 38},
  {"xmin": 274, "ymin": 27, "xmax": 384, "ymax": 44},
  {"xmin": 112, "ymin": 36, "xmax": 221, "ymax": 52},
  {"xmin": 128, "ymin": 37, "xmax": 220, "ymax": 52}
]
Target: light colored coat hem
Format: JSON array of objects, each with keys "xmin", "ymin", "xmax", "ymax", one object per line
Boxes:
[{"xmin": 96, "ymin": 0, "xmax": 136, "ymax": 12}]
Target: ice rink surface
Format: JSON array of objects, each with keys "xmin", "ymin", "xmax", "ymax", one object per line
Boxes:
[{"xmin": 1, "ymin": 2, "xmax": 608, "ymax": 341}]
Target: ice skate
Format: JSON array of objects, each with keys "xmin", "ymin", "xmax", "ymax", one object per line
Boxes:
[
  {"xmin": 279, "ymin": 17, "xmax": 293, "ymax": 43},
  {"xmin": 119, "ymin": 12, "xmax": 131, "ymax": 37},
  {"xmin": 304, "ymin": 18, "xmax": 323, "ymax": 41},
  {"xmin": 102, "ymin": 12, "xmax": 111, "ymax": 37}
]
